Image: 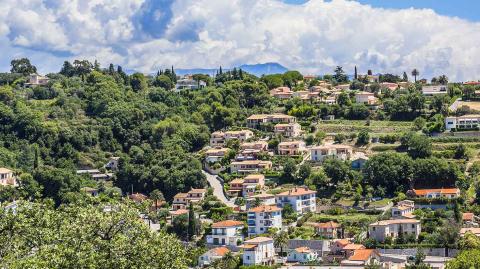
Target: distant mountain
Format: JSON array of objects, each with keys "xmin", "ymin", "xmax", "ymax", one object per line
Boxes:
[
  {"xmin": 173, "ymin": 62, "xmax": 289, "ymax": 77},
  {"xmin": 237, "ymin": 62, "xmax": 288, "ymax": 77}
]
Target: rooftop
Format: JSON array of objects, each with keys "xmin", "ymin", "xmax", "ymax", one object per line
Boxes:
[
  {"xmin": 244, "ymin": 236, "xmax": 273, "ymax": 244},
  {"xmin": 276, "ymin": 187, "xmax": 316, "ymax": 197},
  {"xmin": 370, "ymin": 219, "xmax": 420, "ymax": 226},
  {"xmin": 412, "ymin": 188, "xmax": 460, "ymax": 195},
  {"xmin": 348, "ymin": 249, "xmax": 377, "ymax": 261},
  {"xmin": 294, "ymin": 247, "xmax": 313, "ymax": 253},
  {"xmin": 249, "ymin": 205, "xmax": 282, "ymax": 213},
  {"xmin": 209, "ymin": 247, "xmax": 230, "ymax": 257},
  {"xmin": 212, "ymin": 220, "xmax": 244, "ymax": 228},
  {"xmin": 314, "ymin": 221, "xmax": 341, "ymax": 229},
  {"xmin": 342, "ymin": 244, "xmax": 365, "ymax": 250}
]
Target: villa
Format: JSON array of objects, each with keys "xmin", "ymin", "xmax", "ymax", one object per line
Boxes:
[
  {"xmin": 445, "ymin": 115, "xmax": 480, "ymax": 131},
  {"xmin": 230, "ymin": 160, "xmax": 272, "ymax": 174},
  {"xmin": 277, "ymin": 141, "xmax": 306, "ymax": 156},
  {"xmin": 207, "ymin": 220, "xmax": 244, "ymax": 246},
  {"xmin": 355, "ymin": 91, "xmax": 377, "ymax": 105},
  {"xmin": 198, "ymin": 247, "xmax": 230, "ymax": 267},
  {"xmin": 409, "ymin": 188, "xmax": 460, "ymax": 199},
  {"xmin": 25, "ymin": 73, "xmax": 49, "ymax": 87},
  {"xmin": 274, "ymin": 123, "xmax": 302, "ymax": 138},
  {"xmin": 270, "ymin": 87, "xmax": 293, "ymax": 99},
  {"xmin": 275, "ymin": 187, "xmax": 316, "ymax": 214},
  {"xmin": 247, "ymin": 114, "xmax": 296, "ymax": 129},
  {"xmin": 309, "ymin": 144, "xmax": 353, "ymax": 162},
  {"xmin": 391, "ymin": 200, "xmax": 415, "ymax": 219},
  {"xmin": 287, "ymin": 247, "xmax": 318, "ymax": 263},
  {"xmin": 210, "ymin": 130, "xmax": 254, "ymax": 147},
  {"xmin": 368, "ymin": 219, "xmax": 421, "ymax": 242},
  {"xmin": 0, "ymin": 168, "xmax": 16, "ymax": 187},
  {"xmin": 422, "ymin": 85, "xmax": 448, "ymax": 95},
  {"xmin": 205, "ymin": 148, "xmax": 230, "ymax": 163},
  {"xmin": 313, "ymin": 221, "xmax": 343, "ymax": 239}
]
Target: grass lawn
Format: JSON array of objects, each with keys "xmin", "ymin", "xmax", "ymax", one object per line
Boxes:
[
  {"xmin": 317, "ymin": 120, "xmax": 413, "ymax": 135},
  {"xmin": 335, "ymin": 198, "xmax": 391, "ymax": 208},
  {"xmin": 309, "ymin": 212, "xmax": 379, "ymax": 224}
]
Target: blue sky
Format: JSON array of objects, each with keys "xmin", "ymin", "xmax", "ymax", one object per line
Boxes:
[
  {"xmin": 284, "ymin": 0, "xmax": 480, "ymax": 21},
  {"xmin": 2, "ymin": 0, "xmax": 480, "ymax": 81}
]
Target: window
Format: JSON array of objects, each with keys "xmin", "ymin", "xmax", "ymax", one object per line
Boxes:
[{"xmin": 411, "ymin": 224, "xmax": 415, "ymax": 229}]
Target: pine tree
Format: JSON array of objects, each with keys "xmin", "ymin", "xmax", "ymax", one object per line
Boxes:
[{"xmin": 108, "ymin": 64, "xmax": 115, "ymax": 74}]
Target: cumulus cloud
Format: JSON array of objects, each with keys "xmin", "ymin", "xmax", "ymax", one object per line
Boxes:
[{"xmin": 1, "ymin": 0, "xmax": 480, "ymax": 81}]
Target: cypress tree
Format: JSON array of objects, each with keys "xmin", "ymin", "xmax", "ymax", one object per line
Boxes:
[{"xmin": 354, "ymin": 66, "xmax": 358, "ymax": 80}]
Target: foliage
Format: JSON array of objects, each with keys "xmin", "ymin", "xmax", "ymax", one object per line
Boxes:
[{"xmin": 446, "ymin": 249, "xmax": 480, "ymax": 269}]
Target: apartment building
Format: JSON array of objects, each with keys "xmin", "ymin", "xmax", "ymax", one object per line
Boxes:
[
  {"xmin": 247, "ymin": 205, "xmax": 282, "ymax": 236},
  {"xmin": 274, "ymin": 123, "xmax": 302, "ymax": 138},
  {"xmin": 246, "ymin": 114, "xmax": 296, "ymax": 129},
  {"xmin": 368, "ymin": 219, "xmax": 421, "ymax": 242},
  {"xmin": 241, "ymin": 237, "xmax": 275, "ymax": 266},
  {"xmin": 228, "ymin": 178, "xmax": 245, "ymax": 197},
  {"xmin": 309, "ymin": 144, "xmax": 353, "ymax": 162},
  {"xmin": 277, "ymin": 141, "xmax": 306, "ymax": 156},
  {"xmin": 206, "ymin": 220, "xmax": 244, "ymax": 246},
  {"xmin": 275, "ymin": 187, "xmax": 316, "ymax": 214}
]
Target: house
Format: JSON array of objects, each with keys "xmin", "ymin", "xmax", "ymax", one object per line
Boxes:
[
  {"xmin": 0, "ymin": 168, "xmax": 16, "ymax": 186},
  {"xmin": 341, "ymin": 249, "xmax": 381, "ymax": 266},
  {"xmin": 409, "ymin": 188, "xmax": 460, "ymax": 199},
  {"xmin": 170, "ymin": 209, "xmax": 189, "ymax": 218},
  {"xmin": 274, "ymin": 123, "xmax": 302, "ymax": 138},
  {"xmin": 242, "ymin": 174, "xmax": 265, "ymax": 197},
  {"xmin": 309, "ymin": 144, "xmax": 353, "ymax": 162},
  {"xmin": 241, "ymin": 141, "xmax": 268, "ymax": 151},
  {"xmin": 81, "ymin": 187, "xmax": 99, "ymax": 197},
  {"xmin": 287, "ymin": 247, "xmax": 318, "ymax": 263},
  {"xmin": 210, "ymin": 130, "xmax": 254, "ymax": 147},
  {"xmin": 270, "ymin": 87, "xmax": 293, "ymax": 99},
  {"xmin": 336, "ymin": 84, "xmax": 350, "ymax": 91},
  {"xmin": 330, "ymin": 239, "xmax": 352, "ymax": 254},
  {"xmin": 25, "ymin": 73, "xmax": 49, "ymax": 87},
  {"xmin": 460, "ymin": 227, "xmax": 480, "ymax": 237},
  {"xmin": 355, "ymin": 91, "xmax": 377, "ymax": 105},
  {"xmin": 368, "ymin": 219, "xmax": 421, "ymax": 242},
  {"xmin": 228, "ymin": 178, "xmax": 245, "ymax": 197},
  {"xmin": 205, "ymin": 148, "xmax": 230, "ymax": 163},
  {"xmin": 463, "ymin": 212, "xmax": 477, "ymax": 227},
  {"xmin": 175, "ymin": 78, "xmax": 206, "ymax": 91},
  {"xmin": 186, "ymin": 188, "xmax": 207, "ymax": 204},
  {"xmin": 230, "ymin": 160, "xmax": 272, "ymax": 174},
  {"xmin": 128, "ymin": 193, "xmax": 148, "ymax": 203},
  {"xmin": 247, "ymin": 205, "xmax": 282, "ymax": 236},
  {"xmin": 380, "ymin": 82, "xmax": 399, "ymax": 91},
  {"xmin": 246, "ymin": 114, "xmax": 296, "ymax": 129},
  {"xmin": 198, "ymin": 246, "xmax": 230, "ymax": 267},
  {"xmin": 391, "ymin": 200, "xmax": 415, "ymax": 219},
  {"xmin": 207, "ymin": 220, "xmax": 244, "ymax": 246},
  {"xmin": 275, "ymin": 187, "xmax": 316, "ymax": 214},
  {"xmin": 172, "ymin": 192, "xmax": 188, "ymax": 210},
  {"xmin": 246, "ymin": 193, "xmax": 276, "ymax": 209},
  {"xmin": 105, "ymin": 157, "xmax": 120, "ymax": 171},
  {"xmin": 321, "ymin": 95, "xmax": 337, "ymax": 105},
  {"xmin": 445, "ymin": 115, "xmax": 480, "ymax": 131},
  {"xmin": 278, "ymin": 141, "xmax": 306, "ymax": 156},
  {"xmin": 313, "ymin": 221, "xmax": 343, "ymax": 239},
  {"xmin": 422, "ymin": 85, "xmax": 448, "ymax": 95},
  {"xmin": 76, "ymin": 169, "xmax": 112, "ymax": 181},
  {"xmin": 241, "ymin": 237, "xmax": 275, "ymax": 265}
]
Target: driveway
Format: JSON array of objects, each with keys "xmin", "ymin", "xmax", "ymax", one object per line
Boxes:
[{"xmin": 202, "ymin": 170, "xmax": 235, "ymax": 207}]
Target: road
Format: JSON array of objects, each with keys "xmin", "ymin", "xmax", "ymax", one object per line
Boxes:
[{"xmin": 202, "ymin": 170, "xmax": 235, "ymax": 207}]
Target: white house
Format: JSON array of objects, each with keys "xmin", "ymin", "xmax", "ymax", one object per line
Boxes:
[
  {"xmin": 246, "ymin": 193, "xmax": 276, "ymax": 210},
  {"xmin": 287, "ymin": 247, "xmax": 318, "ymax": 263},
  {"xmin": 277, "ymin": 141, "xmax": 306, "ymax": 156},
  {"xmin": 247, "ymin": 205, "xmax": 282, "ymax": 236},
  {"xmin": 210, "ymin": 130, "xmax": 254, "ymax": 147},
  {"xmin": 355, "ymin": 91, "xmax": 377, "ymax": 105},
  {"xmin": 274, "ymin": 123, "xmax": 302, "ymax": 138},
  {"xmin": 391, "ymin": 200, "xmax": 415, "ymax": 219},
  {"xmin": 246, "ymin": 114, "xmax": 296, "ymax": 129},
  {"xmin": 230, "ymin": 160, "xmax": 272, "ymax": 174},
  {"xmin": 25, "ymin": 74, "xmax": 49, "ymax": 87},
  {"xmin": 368, "ymin": 219, "xmax": 421, "ymax": 242},
  {"xmin": 241, "ymin": 237, "xmax": 275, "ymax": 266},
  {"xmin": 309, "ymin": 144, "xmax": 353, "ymax": 162},
  {"xmin": 175, "ymin": 78, "xmax": 206, "ymax": 91},
  {"xmin": 0, "ymin": 168, "xmax": 16, "ymax": 187},
  {"xmin": 198, "ymin": 247, "xmax": 230, "ymax": 267},
  {"xmin": 205, "ymin": 148, "xmax": 230, "ymax": 163},
  {"xmin": 422, "ymin": 85, "xmax": 448, "ymax": 95},
  {"xmin": 275, "ymin": 187, "xmax": 316, "ymax": 214},
  {"xmin": 445, "ymin": 115, "xmax": 480, "ymax": 131},
  {"xmin": 207, "ymin": 220, "xmax": 244, "ymax": 246}
]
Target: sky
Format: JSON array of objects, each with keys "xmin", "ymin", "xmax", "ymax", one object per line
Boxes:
[{"xmin": 1, "ymin": 0, "xmax": 480, "ymax": 81}]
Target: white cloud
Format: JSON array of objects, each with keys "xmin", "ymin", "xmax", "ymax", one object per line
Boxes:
[{"xmin": 1, "ymin": 0, "xmax": 480, "ymax": 81}]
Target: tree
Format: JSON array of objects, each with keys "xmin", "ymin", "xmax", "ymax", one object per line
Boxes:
[
  {"xmin": 356, "ymin": 129, "xmax": 370, "ymax": 145},
  {"xmin": 59, "ymin": 61, "xmax": 75, "ymax": 77},
  {"xmin": 153, "ymin": 74, "xmax": 174, "ymax": 90},
  {"xmin": 73, "ymin": 59, "xmax": 92, "ymax": 81},
  {"xmin": 297, "ymin": 163, "xmax": 312, "ymax": 183},
  {"xmin": 354, "ymin": 65, "xmax": 358, "ymax": 80},
  {"xmin": 454, "ymin": 144, "xmax": 469, "ymax": 160},
  {"xmin": 261, "ymin": 74, "xmax": 284, "ymax": 89},
  {"xmin": 282, "ymin": 158, "xmax": 297, "ymax": 182},
  {"xmin": 400, "ymin": 132, "xmax": 432, "ymax": 159},
  {"xmin": 438, "ymin": 75, "xmax": 448, "ymax": 85},
  {"xmin": 333, "ymin": 66, "xmax": 349, "ymax": 84},
  {"xmin": 403, "ymin": 72, "xmax": 408, "ymax": 82},
  {"xmin": 187, "ymin": 203, "xmax": 196, "ymax": 240},
  {"xmin": 273, "ymin": 231, "xmax": 289, "ymax": 257},
  {"xmin": 282, "ymin": 71, "xmax": 303, "ymax": 87},
  {"xmin": 334, "ymin": 133, "xmax": 346, "ymax": 143},
  {"xmin": 10, "ymin": 58, "xmax": 37, "ymax": 75},
  {"xmin": 459, "ymin": 232, "xmax": 480, "ymax": 250},
  {"xmin": 411, "ymin": 69, "xmax": 419, "ymax": 83},
  {"xmin": 0, "ymin": 201, "xmax": 189, "ymax": 269},
  {"xmin": 405, "ymin": 250, "xmax": 432, "ymax": 269},
  {"xmin": 130, "ymin": 73, "xmax": 148, "ymax": 92},
  {"xmin": 150, "ymin": 189, "xmax": 164, "ymax": 210},
  {"xmin": 446, "ymin": 249, "xmax": 480, "ymax": 269}
]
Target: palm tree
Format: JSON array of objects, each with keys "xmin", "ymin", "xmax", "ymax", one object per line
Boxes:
[
  {"xmin": 411, "ymin": 69, "xmax": 419, "ymax": 83},
  {"xmin": 438, "ymin": 75, "xmax": 448, "ymax": 85},
  {"xmin": 149, "ymin": 189, "xmax": 164, "ymax": 211},
  {"xmin": 273, "ymin": 231, "xmax": 289, "ymax": 257}
]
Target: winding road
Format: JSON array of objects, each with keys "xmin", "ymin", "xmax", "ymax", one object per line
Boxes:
[{"xmin": 202, "ymin": 170, "xmax": 235, "ymax": 207}]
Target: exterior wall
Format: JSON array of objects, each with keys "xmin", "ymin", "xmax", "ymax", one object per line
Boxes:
[
  {"xmin": 287, "ymin": 251, "xmax": 317, "ymax": 263},
  {"xmin": 275, "ymin": 194, "xmax": 316, "ymax": 214},
  {"xmin": 422, "ymin": 85, "xmax": 448, "ymax": 95},
  {"xmin": 445, "ymin": 116, "xmax": 480, "ymax": 131},
  {"xmin": 0, "ymin": 171, "xmax": 15, "ymax": 186},
  {"xmin": 230, "ymin": 161, "xmax": 272, "ymax": 174},
  {"xmin": 310, "ymin": 147, "xmax": 352, "ymax": 162},
  {"xmin": 243, "ymin": 242, "xmax": 275, "ymax": 265},
  {"xmin": 368, "ymin": 223, "xmax": 421, "ymax": 242},
  {"xmin": 247, "ymin": 211, "xmax": 282, "ymax": 236},
  {"xmin": 278, "ymin": 142, "xmax": 306, "ymax": 156},
  {"xmin": 206, "ymin": 226, "xmax": 244, "ymax": 246},
  {"xmin": 274, "ymin": 123, "xmax": 302, "ymax": 138}
]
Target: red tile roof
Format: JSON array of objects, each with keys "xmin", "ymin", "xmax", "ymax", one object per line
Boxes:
[
  {"xmin": 314, "ymin": 221, "xmax": 341, "ymax": 229},
  {"xmin": 276, "ymin": 187, "xmax": 316, "ymax": 197},
  {"xmin": 463, "ymin": 213, "xmax": 475, "ymax": 221},
  {"xmin": 210, "ymin": 247, "xmax": 230, "ymax": 256},
  {"xmin": 248, "ymin": 205, "xmax": 282, "ymax": 213},
  {"xmin": 343, "ymin": 244, "xmax": 365, "ymax": 250},
  {"xmin": 212, "ymin": 220, "xmax": 244, "ymax": 228},
  {"xmin": 412, "ymin": 188, "xmax": 459, "ymax": 196},
  {"xmin": 348, "ymin": 249, "xmax": 378, "ymax": 261}
]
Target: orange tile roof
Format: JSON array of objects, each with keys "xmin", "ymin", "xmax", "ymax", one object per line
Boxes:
[
  {"xmin": 244, "ymin": 174, "xmax": 265, "ymax": 180},
  {"xmin": 128, "ymin": 193, "xmax": 148, "ymax": 202},
  {"xmin": 249, "ymin": 205, "xmax": 282, "ymax": 213},
  {"xmin": 212, "ymin": 220, "xmax": 244, "ymax": 228},
  {"xmin": 230, "ymin": 178, "xmax": 245, "ymax": 184},
  {"xmin": 171, "ymin": 209, "xmax": 188, "ymax": 216},
  {"xmin": 348, "ymin": 249, "xmax": 377, "ymax": 261},
  {"xmin": 461, "ymin": 227, "xmax": 480, "ymax": 235},
  {"xmin": 343, "ymin": 244, "xmax": 365, "ymax": 250},
  {"xmin": 314, "ymin": 221, "xmax": 341, "ymax": 229},
  {"xmin": 412, "ymin": 188, "xmax": 459, "ymax": 196},
  {"xmin": 276, "ymin": 187, "xmax": 316, "ymax": 196},
  {"xmin": 245, "ymin": 236, "xmax": 273, "ymax": 244},
  {"xmin": 188, "ymin": 188, "xmax": 206, "ymax": 194},
  {"xmin": 210, "ymin": 247, "xmax": 230, "ymax": 256},
  {"xmin": 370, "ymin": 219, "xmax": 420, "ymax": 226},
  {"xmin": 240, "ymin": 244, "xmax": 257, "ymax": 250},
  {"xmin": 335, "ymin": 239, "xmax": 351, "ymax": 246},
  {"xmin": 463, "ymin": 213, "xmax": 475, "ymax": 221}
]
